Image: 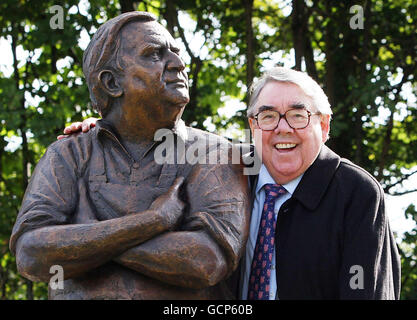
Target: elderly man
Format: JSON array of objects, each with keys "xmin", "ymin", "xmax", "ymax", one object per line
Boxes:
[
  {"xmin": 240, "ymin": 67, "xmax": 400, "ymax": 300},
  {"xmin": 10, "ymin": 11, "xmax": 249, "ymax": 299}
]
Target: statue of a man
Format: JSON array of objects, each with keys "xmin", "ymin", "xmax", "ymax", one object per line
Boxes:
[{"xmin": 9, "ymin": 11, "xmax": 250, "ymax": 299}]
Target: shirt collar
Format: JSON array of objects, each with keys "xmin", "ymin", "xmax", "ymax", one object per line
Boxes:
[
  {"xmin": 256, "ymin": 164, "xmax": 303, "ymax": 196},
  {"xmin": 95, "ymin": 118, "xmax": 189, "ymax": 161}
]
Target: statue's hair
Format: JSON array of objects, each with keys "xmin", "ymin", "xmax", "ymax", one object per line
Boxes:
[
  {"xmin": 83, "ymin": 11, "xmax": 156, "ymax": 117},
  {"xmin": 247, "ymin": 67, "xmax": 332, "ymax": 117}
]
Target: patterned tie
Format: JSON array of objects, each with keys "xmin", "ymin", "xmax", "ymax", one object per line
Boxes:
[{"xmin": 248, "ymin": 183, "xmax": 287, "ymax": 300}]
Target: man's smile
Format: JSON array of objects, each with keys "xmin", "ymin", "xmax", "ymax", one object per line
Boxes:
[{"xmin": 274, "ymin": 143, "xmax": 297, "ymax": 152}]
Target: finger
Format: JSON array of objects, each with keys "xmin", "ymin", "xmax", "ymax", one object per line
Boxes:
[
  {"xmin": 64, "ymin": 122, "xmax": 82, "ymax": 134},
  {"xmin": 57, "ymin": 135, "xmax": 68, "ymax": 140},
  {"xmin": 168, "ymin": 176, "xmax": 185, "ymax": 195},
  {"xmin": 86, "ymin": 117, "xmax": 98, "ymax": 127},
  {"xmin": 72, "ymin": 122, "xmax": 82, "ymax": 131},
  {"xmin": 82, "ymin": 118, "xmax": 97, "ymax": 132}
]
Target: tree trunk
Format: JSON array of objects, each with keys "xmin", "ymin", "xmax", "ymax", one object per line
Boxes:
[
  {"xmin": 291, "ymin": 0, "xmax": 318, "ymax": 81},
  {"xmin": 304, "ymin": 37, "xmax": 318, "ymax": 81},
  {"xmin": 120, "ymin": 0, "xmax": 137, "ymax": 13},
  {"xmin": 354, "ymin": 1, "xmax": 371, "ymax": 165},
  {"xmin": 291, "ymin": 0, "xmax": 305, "ymax": 71},
  {"xmin": 376, "ymin": 111, "xmax": 394, "ymax": 181},
  {"xmin": 164, "ymin": 0, "xmax": 176, "ymax": 36},
  {"xmin": 323, "ymin": 0, "xmax": 335, "ymax": 107},
  {"xmin": 244, "ymin": 0, "xmax": 255, "ymax": 93},
  {"xmin": 11, "ymin": 30, "xmax": 34, "ymax": 301},
  {"xmin": 187, "ymin": 57, "xmax": 203, "ymax": 124},
  {"xmin": 244, "ymin": 0, "xmax": 254, "ymax": 137}
]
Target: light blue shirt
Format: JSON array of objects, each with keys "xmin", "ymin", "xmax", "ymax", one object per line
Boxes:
[{"xmin": 241, "ymin": 164, "xmax": 303, "ymax": 300}]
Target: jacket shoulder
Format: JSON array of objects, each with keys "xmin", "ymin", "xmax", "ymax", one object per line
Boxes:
[{"xmin": 336, "ymin": 158, "xmax": 384, "ymax": 198}]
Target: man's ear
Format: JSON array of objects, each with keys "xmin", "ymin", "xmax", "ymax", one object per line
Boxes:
[
  {"xmin": 98, "ymin": 70, "xmax": 123, "ymax": 98},
  {"xmin": 248, "ymin": 117, "xmax": 256, "ymax": 137},
  {"xmin": 320, "ymin": 114, "xmax": 331, "ymax": 142}
]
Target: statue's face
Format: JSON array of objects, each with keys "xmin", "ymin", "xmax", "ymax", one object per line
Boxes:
[{"xmin": 118, "ymin": 20, "xmax": 189, "ymax": 129}]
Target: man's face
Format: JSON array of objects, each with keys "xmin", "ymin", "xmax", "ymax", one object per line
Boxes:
[
  {"xmin": 118, "ymin": 21, "xmax": 189, "ymax": 129},
  {"xmin": 249, "ymin": 81, "xmax": 330, "ymax": 184}
]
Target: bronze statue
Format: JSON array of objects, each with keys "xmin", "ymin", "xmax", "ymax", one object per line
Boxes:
[{"xmin": 9, "ymin": 11, "xmax": 250, "ymax": 299}]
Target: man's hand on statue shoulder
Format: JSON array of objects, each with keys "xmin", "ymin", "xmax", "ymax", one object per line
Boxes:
[
  {"xmin": 57, "ymin": 117, "xmax": 98, "ymax": 140},
  {"xmin": 150, "ymin": 176, "xmax": 185, "ymax": 231}
]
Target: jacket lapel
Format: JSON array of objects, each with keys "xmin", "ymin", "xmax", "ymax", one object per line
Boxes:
[
  {"xmin": 238, "ymin": 152, "xmax": 259, "ymax": 298},
  {"xmin": 292, "ymin": 145, "xmax": 341, "ymax": 211}
]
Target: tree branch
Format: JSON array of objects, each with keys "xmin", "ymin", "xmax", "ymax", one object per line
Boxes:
[
  {"xmin": 385, "ymin": 169, "xmax": 417, "ymax": 193},
  {"xmin": 388, "ymin": 189, "xmax": 417, "ymax": 197},
  {"xmin": 376, "ymin": 70, "xmax": 412, "ymax": 181},
  {"xmin": 174, "ymin": 10, "xmax": 196, "ymax": 60}
]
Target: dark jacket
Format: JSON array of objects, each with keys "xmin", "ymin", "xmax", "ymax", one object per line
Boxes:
[{"xmin": 236, "ymin": 145, "xmax": 401, "ymax": 299}]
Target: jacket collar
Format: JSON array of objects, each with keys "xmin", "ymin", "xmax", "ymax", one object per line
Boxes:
[{"xmin": 292, "ymin": 145, "xmax": 340, "ymax": 211}]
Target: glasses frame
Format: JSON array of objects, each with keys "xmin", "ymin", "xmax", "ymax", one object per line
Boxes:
[{"xmin": 253, "ymin": 108, "xmax": 321, "ymax": 131}]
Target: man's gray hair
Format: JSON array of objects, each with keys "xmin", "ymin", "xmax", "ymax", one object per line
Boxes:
[{"xmin": 247, "ymin": 67, "xmax": 332, "ymax": 117}]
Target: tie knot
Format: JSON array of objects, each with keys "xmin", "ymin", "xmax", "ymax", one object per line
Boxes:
[{"xmin": 264, "ymin": 183, "xmax": 286, "ymax": 200}]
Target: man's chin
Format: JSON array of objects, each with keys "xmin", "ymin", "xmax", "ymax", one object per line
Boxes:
[
  {"xmin": 156, "ymin": 119, "xmax": 180, "ymax": 131},
  {"xmin": 165, "ymin": 88, "xmax": 189, "ymax": 105},
  {"xmin": 175, "ymin": 95, "xmax": 190, "ymax": 106}
]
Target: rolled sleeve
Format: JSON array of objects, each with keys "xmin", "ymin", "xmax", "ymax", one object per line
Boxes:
[{"xmin": 10, "ymin": 145, "xmax": 78, "ymax": 254}]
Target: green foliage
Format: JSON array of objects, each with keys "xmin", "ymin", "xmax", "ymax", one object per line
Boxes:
[
  {"xmin": 1, "ymin": 0, "xmax": 417, "ymax": 299},
  {"xmin": 400, "ymin": 204, "xmax": 417, "ymax": 299}
]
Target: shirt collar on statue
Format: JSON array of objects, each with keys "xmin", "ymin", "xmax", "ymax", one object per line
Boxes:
[{"xmin": 94, "ymin": 118, "xmax": 189, "ymax": 161}]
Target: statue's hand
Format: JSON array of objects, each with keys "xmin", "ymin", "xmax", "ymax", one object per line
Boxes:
[
  {"xmin": 150, "ymin": 176, "xmax": 185, "ymax": 231},
  {"xmin": 57, "ymin": 117, "xmax": 98, "ymax": 140}
]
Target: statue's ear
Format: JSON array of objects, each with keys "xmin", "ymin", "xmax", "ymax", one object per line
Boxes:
[{"xmin": 98, "ymin": 70, "xmax": 123, "ymax": 98}]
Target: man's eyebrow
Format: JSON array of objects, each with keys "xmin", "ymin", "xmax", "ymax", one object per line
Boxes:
[
  {"xmin": 140, "ymin": 41, "xmax": 180, "ymax": 54},
  {"xmin": 257, "ymin": 105, "xmax": 274, "ymax": 113},
  {"xmin": 257, "ymin": 103, "xmax": 308, "ymax": 114},
  {"xmin": 141, "ymin": 42, "xmax": 163, "ymax": 51},
  {"xmin": 290, "ymin": 102, "xmax": 307, "ymax": 109}
]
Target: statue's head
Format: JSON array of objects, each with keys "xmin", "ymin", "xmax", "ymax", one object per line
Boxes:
[{"xmin": 83, "ymin": 11, "xmax": 189, "ymax": 123}]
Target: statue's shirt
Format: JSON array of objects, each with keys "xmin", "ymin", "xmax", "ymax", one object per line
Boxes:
[{"xmin": 10, "ymin": 120, "xmax": 249, "ymax": 299}]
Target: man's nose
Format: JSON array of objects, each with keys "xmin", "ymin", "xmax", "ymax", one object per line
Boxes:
[
  {"xmin": 166, "ymin": 50, "xmax": 185, "ymax": 71},
  {"xmin": 274, "ymin": 115, "xmax": 294, "ymax": 134}
]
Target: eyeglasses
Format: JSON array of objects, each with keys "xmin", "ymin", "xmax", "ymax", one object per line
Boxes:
[{"xmin": 253, "ymin": 108, "xmax": 321, "ymax": 131}]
